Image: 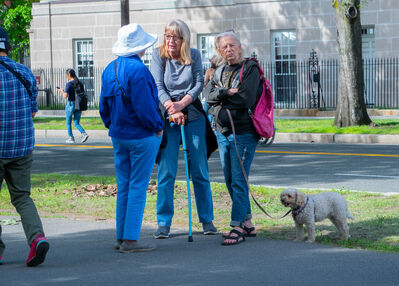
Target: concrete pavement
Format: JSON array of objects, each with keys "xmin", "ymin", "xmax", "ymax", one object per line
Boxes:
[
  {"xmin": 35, "ymin": 129, "xmax": 399, "ymax": 145},
  {"xmin": 1, "ymin": 217, "xmax": 399, "ymax": 286}
]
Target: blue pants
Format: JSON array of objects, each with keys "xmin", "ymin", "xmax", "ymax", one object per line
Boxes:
[
  {"xmin": 112, "ymin": 135, "xmax": 161, "ymax": 241},
  {"xmin": 65, "ymin": 101, "xmax": 85, "ymax": 138},
  {"xmin": 216, "ymin": 132, "xmax": 258, "ymax": 227},
  {"xmin": 156, "ymin": 115, "xmax": 214, "ymax": 227}
]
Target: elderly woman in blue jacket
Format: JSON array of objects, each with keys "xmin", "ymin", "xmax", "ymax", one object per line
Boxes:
[{"xmin": 100, "ymin": 24, "xmax": 163, "ymax": 253}]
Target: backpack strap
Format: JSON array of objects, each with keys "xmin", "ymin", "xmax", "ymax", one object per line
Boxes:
[
  {"xmin": 0, "ymin": 60, "xmax": 33, "ymax": 99},
  {"xmin": 114, "ymin": 60, "xmax": 130, "ymax": 104},
  {"xmin": 239, "ymin": 57, "xmax": 265, "ymax": 83}
]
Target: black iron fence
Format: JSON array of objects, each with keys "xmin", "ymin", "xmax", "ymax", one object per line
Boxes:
[
  {"xmin": 32, "ymin": 67, "xmax": 104, "ymax": 110},
  {"xmin": 33, "ymin": 57, "xmax": 398, "ymax": 110}
]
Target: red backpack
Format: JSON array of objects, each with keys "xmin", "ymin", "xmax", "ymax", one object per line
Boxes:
[{"xmin": 239, "ymin": 58, "xmax": 274, "ymax": 138}]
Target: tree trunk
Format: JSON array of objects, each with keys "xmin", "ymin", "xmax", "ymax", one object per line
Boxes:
[{"xmin": 333, "ymin": 0, "xmax": 372, "ymax": 127}]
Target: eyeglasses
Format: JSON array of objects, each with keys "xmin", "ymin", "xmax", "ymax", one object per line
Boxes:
[{"xmin": 164, "ymin": 34, "xmax": 183, "ymax": 42}]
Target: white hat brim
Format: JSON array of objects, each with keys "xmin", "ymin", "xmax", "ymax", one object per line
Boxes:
[{"xmin": 112, "ymin": 33, "xmax": 157, "ymax": 57}]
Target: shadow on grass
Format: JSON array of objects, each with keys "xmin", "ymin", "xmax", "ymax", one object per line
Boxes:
[
  {"xmin": 259, "ymin": 217, "xmax": 399, "ymax": 253},
  {"xmin": 374, "ymin": 121, "xmax": 399, "ymax": 127}
]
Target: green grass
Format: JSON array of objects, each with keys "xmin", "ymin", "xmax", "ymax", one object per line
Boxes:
[
  {"xmin": 33, "ymin": 117, "xmax": 107, "ymax": 130},
  {"xmin": 1, "ymin": 174, "xmax": 399, "ymax": 253},
  {"xmin": 34, "ymin": 117, "xmax": 399, "ymax": 135},
  {"xmin": 275, "ymin": 118, "xmax": 399, "ymax": 134}
]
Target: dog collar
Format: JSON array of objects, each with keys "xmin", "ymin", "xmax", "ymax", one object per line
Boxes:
[{"xmin": 293, "ymin": 196, "xmax": 309, "ymax": 217}]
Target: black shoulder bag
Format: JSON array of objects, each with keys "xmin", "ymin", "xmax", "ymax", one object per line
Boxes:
[
  {"xmin": 159, "ymin": 57, "xmax": 217, "ymax": 159},
  {"xmin": 0, "ymin": 61, "xmax": 33, "ymax": 99}
]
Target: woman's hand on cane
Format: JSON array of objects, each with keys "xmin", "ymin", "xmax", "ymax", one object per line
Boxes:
[{"xmin": 170, "ymin": 112, "xmax": 186, "ymax": 125}]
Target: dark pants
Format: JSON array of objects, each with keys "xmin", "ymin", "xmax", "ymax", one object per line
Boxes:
[{"xmin": 0, "ymin": 153, "xmax": 44, "ymax": 256}]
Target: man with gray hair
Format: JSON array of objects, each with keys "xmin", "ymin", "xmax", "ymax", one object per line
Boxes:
[{"xmin": 0, "ymin": 27, "xmax": 49, "ymax": 266}]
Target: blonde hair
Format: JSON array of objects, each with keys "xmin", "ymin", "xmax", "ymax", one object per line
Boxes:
[
  {"xmin": 215, "ymin": 31, "xmax": 243, "ymax": 64},
  {"xmin": 159, "ymin": 19, "xmax": 192, "ymax": 65}
]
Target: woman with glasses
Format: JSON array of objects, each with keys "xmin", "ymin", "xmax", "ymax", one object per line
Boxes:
[{"xmin": 150, "ymin": 19, "xmax": 216, "ymax": 239}]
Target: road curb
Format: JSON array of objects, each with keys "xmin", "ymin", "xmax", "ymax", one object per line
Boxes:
[
  {"xmin": 35, "ymin": 130, "xmax": 399, "ymax": 145},
  {"xmin": 275, "ymin": 133, "xmax": 399, "ymax": 144}
]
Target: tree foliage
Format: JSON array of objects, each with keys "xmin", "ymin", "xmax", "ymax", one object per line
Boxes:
[{"xmin": 0, "ymin": 0, "xmax": 39, "ymax": 60}]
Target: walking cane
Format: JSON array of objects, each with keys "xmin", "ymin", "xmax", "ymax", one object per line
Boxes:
[
  {"xmin": 169, "ymin": 117, "xmax": 193, "ymax": 242},
  {"xmin": 180, "ymin": 124, "xmax": 193, "ymax": 242}
]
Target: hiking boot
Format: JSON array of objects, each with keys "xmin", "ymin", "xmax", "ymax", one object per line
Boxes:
[
  {"xmin": 66, "ymin": 137, "xmax": 75, "ymax": 144},
  {"xmin": 26, "ymin": 234, "xmax": 49, "ymax": 267},
  {"xmin": 153, "ymin": 226, "xmax": 170, "ymax": 239},
  {"xmin": 114, "ymin": 239, "xmax": 123, "ymax": 250},
  {"xmin": 81, "ymin": 133, "xmax": 89, "ymax": 143},
  {"xmin": 203, "ymin": 222, "xmax": 217, "ymax": 235},
  {"xmin": 119, "ymin": 241, "xmax": 156, "ymax": 253}
]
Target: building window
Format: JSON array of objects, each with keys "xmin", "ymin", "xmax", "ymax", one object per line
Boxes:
[
  {"xmin": 361, "ymin": 26, "xmax": 375, "ymax": 58},
  {"xmin": 142, "ymin": 46, "xmax": 153, "ymax": 69},
  {"xmin": 271, "ymin": 30, "xmax": 297, "ymax": 106},
  {"xmin": 361, "ymin": 26, "xmax": 376, "ymax": 105},
  {"xmin": 73, "ymin": 39, "xmax": 94, "ymax": 102},
  {"xmin": 198, "ymin": 34, "xmax": 217, "ymax": 68}
]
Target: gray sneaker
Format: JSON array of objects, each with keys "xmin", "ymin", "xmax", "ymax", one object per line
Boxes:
[
  {"xmin": 153, "ymin": 226, "xmax": 170, "ymax": 239},
  {"xmin": 119, "ymin": 241, "xmax": 156, "ymax": 253},
  {"xmin": 114, "ymin": 239, "xmax": 123, "ymax": 250},
  {"xmin": 66, "ymin": 137, "xmax": 75, "ymax": 144},
  {"xmin": 203, "ymin": 222, "xmax": 217, "ymax": 235},
  {"xmin": 81, "ymin": 133, "xmax": 89, "ymax": 143}
]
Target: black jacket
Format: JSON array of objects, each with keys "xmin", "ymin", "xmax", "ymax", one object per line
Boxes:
[{"xmin": 204, "ymin": 59, "xmax": 262, "ymax": 136}]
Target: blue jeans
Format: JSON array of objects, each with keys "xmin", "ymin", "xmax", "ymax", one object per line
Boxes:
[
  {"xmin": 156, "ymin": 115, "xmax": 214, "ymax": 227},
  {"xmin": 112, "ymin": 134, "xmax": 162, "ymax": 241},
  {"xmin": 216, "ymin": 132, "xmax": 258, "ymax": 227},
  {"xmin": 65, "ymin": 101, "xmax": 85, "ymax": 138}
]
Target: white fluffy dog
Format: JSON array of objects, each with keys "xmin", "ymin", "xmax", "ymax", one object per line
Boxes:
[{"xmin": 280, "ymin": 188, "xmax": 353, "ymax": 243}]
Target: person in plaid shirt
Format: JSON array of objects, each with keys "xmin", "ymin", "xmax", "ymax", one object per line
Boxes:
[{"xmin": 0, "ymin": 27, "xmax": 49, "ymax": 267}]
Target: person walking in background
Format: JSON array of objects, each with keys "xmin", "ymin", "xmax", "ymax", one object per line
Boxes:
[
  {"xmin": 0, "ymin": 27, "xmax": 49, "ymax": 266},
  {"xmin": 204, "ymin": 31, "xmax": 262, "ymax": 246},
  {"xmin": 203, "ymin": 55, "xmax": 222, "ymax": 122},
  {"xmin": 204, "ymin": 55, "xmax": 221, "ymax": 87},
  {"xmin": 100, "ymin": 23, "xmax": 163, "ymax": 253},
  {"xmin": 150, "ymin": 19, "xmax": 217, "ymax": 239},
  {"xmin": 57, "ymin": 69, "xmax": 89, "ymax": 144}
]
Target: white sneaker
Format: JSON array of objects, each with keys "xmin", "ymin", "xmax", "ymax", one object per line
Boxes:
[
  {"xmin": 66, "ymin": 137, "xmax": 75, "ymax": 144},
  {"xmin": 81, "ymin": 133, "xmax": 89, "ymax": 143}
]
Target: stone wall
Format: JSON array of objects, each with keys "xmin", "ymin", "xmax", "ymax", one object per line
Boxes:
[{"xmin": 30, "ymin": 0, "xmax": 399, "ymax": 69}]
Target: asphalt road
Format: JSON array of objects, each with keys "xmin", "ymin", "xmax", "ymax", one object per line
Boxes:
[
  {"xmin": 2, "ymin": 217, "xmax": 399, "ymax": 286},
  {"xmin": 33, "ymin": 138, "xmax": 399, "ymax": 193}
]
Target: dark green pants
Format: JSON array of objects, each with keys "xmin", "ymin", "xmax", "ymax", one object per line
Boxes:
[{"xmin": 0, "ymin": 153, "xmax": 44, "ymax": 256}]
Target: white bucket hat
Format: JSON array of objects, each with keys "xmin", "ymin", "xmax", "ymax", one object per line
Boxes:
[{"xmin": 112, "ymin": 23, "xmax": 157, "ymax": 57}]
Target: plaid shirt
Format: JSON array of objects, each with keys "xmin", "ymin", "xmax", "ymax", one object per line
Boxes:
[{"xmin": 0, "ymin": 56, "xmax": 38, "ymax": 158}]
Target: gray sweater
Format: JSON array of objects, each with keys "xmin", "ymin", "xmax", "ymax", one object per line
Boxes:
[{"xmin": 150, "ymin": 48, "xmax": 204, "ymax": 121}]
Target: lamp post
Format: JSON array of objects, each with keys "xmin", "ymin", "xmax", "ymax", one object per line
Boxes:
[
  {"xmin": 308, "ymin": 49, "xmax": 321, "ymax": 109},
  {"xmin": 120, "ymin": 0, "xmax": 129, "ymax": 26}
]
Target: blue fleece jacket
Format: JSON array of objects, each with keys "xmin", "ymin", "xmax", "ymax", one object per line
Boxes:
[{"xmin": 100, "ymin": 55, "xmax": 163, "ymax": 139}]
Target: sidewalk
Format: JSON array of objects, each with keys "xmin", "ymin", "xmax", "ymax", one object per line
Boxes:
[
  {"xmin": 1, "ymin": 217, "xmax": 399, "ymax": 286},
  {"xmin": 35, "ymin": 109, "xmax": 399, "ymax": 145},
  {"xmin": 35, "ymin": 129, "xmax": 399, "ymax": 145}
]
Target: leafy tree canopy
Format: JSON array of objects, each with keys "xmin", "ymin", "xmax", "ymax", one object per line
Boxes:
[{"xmin": 1, "ymin": 0, "xmax": 39, "ymax": 59}]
